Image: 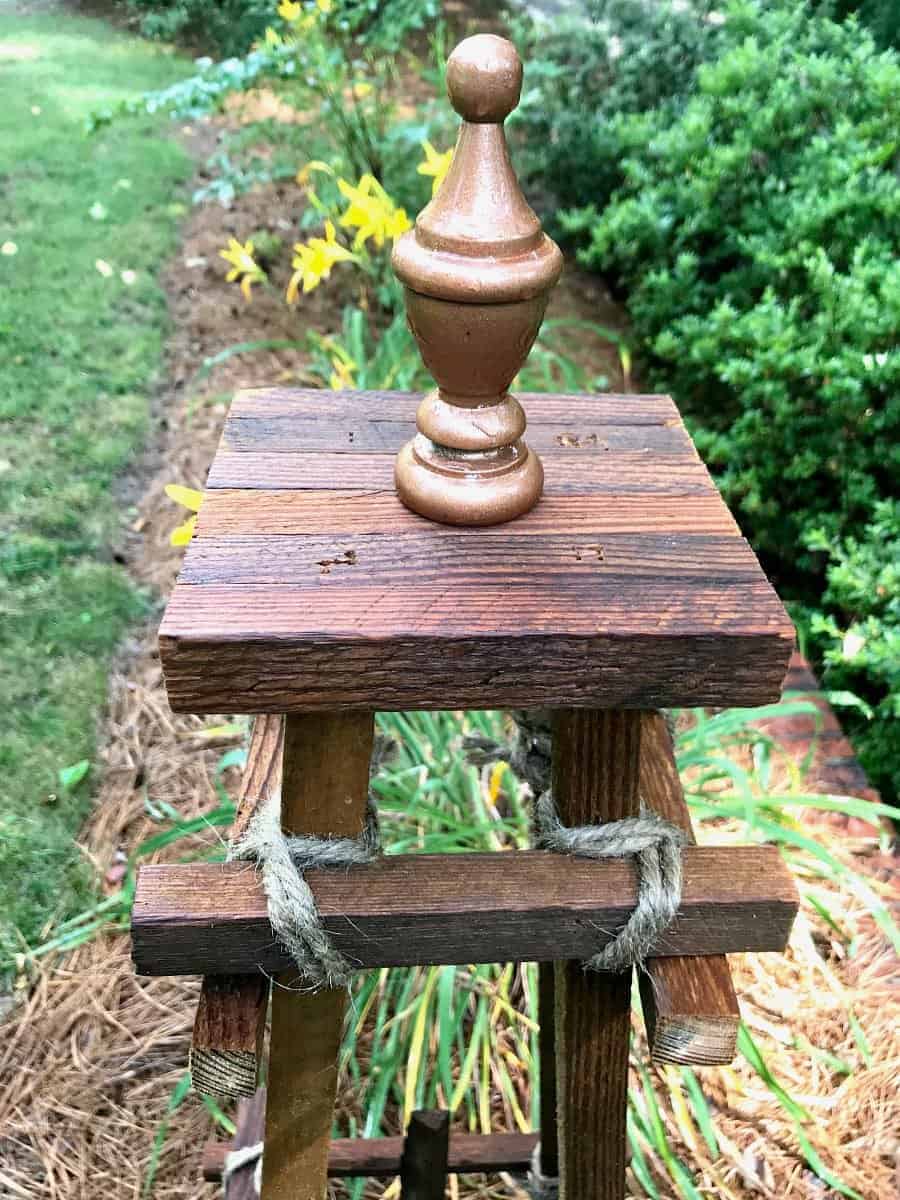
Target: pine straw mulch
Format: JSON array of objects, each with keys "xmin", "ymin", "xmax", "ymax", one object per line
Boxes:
[{"xmin": 1, "ymin": 114, "xmax": 898, "ymax": 1200}]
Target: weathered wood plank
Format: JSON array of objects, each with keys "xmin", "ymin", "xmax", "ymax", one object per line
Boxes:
[
  {"xmin": 222, "ymin": 417, "xmax": 691, "ymax": 455},
  {"xmin": 553, "ymin": 710, "xmax": 640, "ymax": 1200},
  {"xmin": 639, "ymin": 712, "xmax": 741, "ymax": 1066},
  {"xmin": 197, "ymin": 490, "xmax": 742, "ymax": 538},
  {"xmin": 160, "ymin": 385, "xmax": 793, "ymax": 717},
  {"xmin": 131, "ymin": 845, "xmax": 798, "ymax": 975},
  {"xmin": 259, "ymin": 713, "xmax": 374, "ymax": 1200},
  {"xmin": 207, "ymin": 449, "xmax": 713, "ymax": 492},
  {"xmin": 178, "ymin": 533, "xmax": 764, "ymax": 589},
  {"xmin": 400, "ymin": 1111, "xmax": 450, "ymax": 1200},
  {"xmin": 191, "ymin": 974, "xmax": 268, "ymax": 1100},
  {"xmin": 190, "ymin": 715, "xmax": 283, "ymax": 1100},
  {"xmin": 228, "ymin": 387, "xmax": 678, "ymax": 425},
  {"xmin": 204, "ymin": 1113, "xmax": 540, "ymax": 1181},
  {"xmin": 160, "ymin": 628, "xmax": 792, "ymax": 716},
  {"xmin": 537, "ymin": 962, "xmax": 559, "ymax": 1180}
]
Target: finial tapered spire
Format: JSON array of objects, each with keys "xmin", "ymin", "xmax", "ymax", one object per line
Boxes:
[{"xmin": 392, "ymin": 34, "xmax": 562, "ymax": 526}]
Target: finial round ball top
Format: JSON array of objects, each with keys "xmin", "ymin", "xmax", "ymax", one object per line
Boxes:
[{"xmin": 446, "ymin": 34, "xmax": 523, "ymax": 124}]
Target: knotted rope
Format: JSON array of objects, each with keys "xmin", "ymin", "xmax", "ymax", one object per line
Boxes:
[
  {"xmin": 466, "ymin": 710, "xmax": 685, "ymax": 974},
  {"xmin": 222, "ymin": 1142, "xmax": 263, "ymax": 1196},
  {"xmin": 228, "ymin": 733, "xmax": 394, "ymax": 991}
]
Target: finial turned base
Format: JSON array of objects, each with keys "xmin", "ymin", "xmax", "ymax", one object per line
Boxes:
[{"xmin": 395, "ymin": 435, "xmax": 543, "ymax": 526}]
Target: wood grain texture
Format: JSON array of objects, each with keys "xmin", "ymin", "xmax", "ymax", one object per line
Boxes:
[
  {"xmin": 198, "ymin": 491, "xmax": 741, "ymax": 537},
  {"xmin": 537, "ymin": 963, "xmax": 559, "ymax": 1179},
  {"xmin": 190, "ymin": 715, "xmax": 283, "ymax": 1099},
  {"xmin": 207, "ymin": 449, "xmax": 713, "ymax": 492},
  {"xmin": 159, "ymin": 388, "xmax": 794, "ymax": 716},
  {"xmin": 223, "ymin": 416, "xmax": 691, "ymax": 454},
  {"xmin": 639, "ymin": 712, "xmax": 741, "ymax": 1066},
  {"xmin": 400, "ymin": 1111, "xmax": 450, "ymax": 1200},
  {"xmin": 229, "ymin": 387, "xmax": 677, "ymax": 424},
  {"xmin": 553, "ymin": 710, "xmax": 641, "ymax": 1200},
  {"xmin": 259, "ymin": 712, "xmax": 374, "ymax": 1200},
  {"xmin": 191, "ymin": 975, "xmax": 268, "ymax": 1100},
  {"xmin": 130, "ymin": 845, "xmax": 798, "ymax": 975}
]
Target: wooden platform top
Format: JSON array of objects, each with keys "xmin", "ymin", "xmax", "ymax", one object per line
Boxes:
[{"xmin": 159, "ymin": 388, "xmax": 793, "ymax": 713}]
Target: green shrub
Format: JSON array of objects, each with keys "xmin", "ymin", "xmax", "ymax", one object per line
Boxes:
[
  {"xmin": 803, "ymin": 502, "xmax": 900, "ymax": 800},
  {"xmin": 561, "ymin": 0, "xmax": 899, "ymax": 798},
  {"xmin": 510, "ymin": 0, "xmax": 726, "ymax": 223},
  {"xmin": 125, "ymin": 0, "xmax": 272, "ymax": 55},
  {"xmin": 124, "ymin": 0, "xmax": 439, "ymax": 56}
]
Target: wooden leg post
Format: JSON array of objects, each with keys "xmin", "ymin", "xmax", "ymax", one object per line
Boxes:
[
  {"xmin": 553, "ymin": 709, "xmax": 642, "ymax": 1200},
  {"xmin": 537, "ymin": 961, "xmax": 559, "ymax": 1180},
  {"xmin": 260, "ymin": 711, "xmax": 374, "ymax": 1200}
]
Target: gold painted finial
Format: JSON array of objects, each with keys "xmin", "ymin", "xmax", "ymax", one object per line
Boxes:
[{"xmin": 392, "ymin": 34, "xmax": 563, "ymax": 526}]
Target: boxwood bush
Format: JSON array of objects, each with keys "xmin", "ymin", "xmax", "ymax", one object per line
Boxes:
[{"xmin": 557, "ymin": 0, "xmax": 900, "ymax": 800}]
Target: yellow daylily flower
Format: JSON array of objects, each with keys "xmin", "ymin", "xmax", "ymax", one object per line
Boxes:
[
  {"xmin": 165, "ymin": 483, "xmax": 203, "ymax": 547},
  {"xmin": 219, "ymin": 237, "xmax": 265, "ymax": 301},
  {"xmin": 317, "ymin": 0, "xmax": 333, "ymax": 11},
  {"xmin": 417, "ymin": 140, "xmax": 454, "ymax": 197},
  {"xmin": 352, "ymin": 81, "xmax": 373, "ymax": 99},
  {"xmin": 329, "ymin": 355, "xmax": 356, "ymax": 390},
  {"xmin": 277, "ymin": 0, "xmax": 301, "ymax": 19},
  {"xmin": 337, "ymin": 174, "xmax": 409, "ymax": 250},
  {"xmin": 286, "ymin": 220, "xmax": 355, "ymax": 302},
  {"xmin": 384, "ymin": 205, "xmax": 411, "ymax": 240},
  {"xmin": 296, "ymin": 159, "xmax": 334, "ymax": 187}
]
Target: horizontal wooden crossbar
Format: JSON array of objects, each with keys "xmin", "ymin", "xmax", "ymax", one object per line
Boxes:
[
  {"xmin": 202, "ymin": 1130, "xmax": 539, "ymax": 1181},
  {"xmin": 133, "ymin": 846, "xmax": 797, "ymax": 975}
]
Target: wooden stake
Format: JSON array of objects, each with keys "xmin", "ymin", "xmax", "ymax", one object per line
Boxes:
[
  {"xmin": 190, "ymin": 715, "xmax": 284, "ymax": 1099},
  {"xmin": 400, "ymin": 1110, "xmax": 450, "ymax": 1200},
  {"xmin": 639, "ymin": 712, "xmax": 740, "ymax": 1065},
  {"xmin": 553, "ymin": 709, "xmax": 642, "ymax": 1200},
  {"xmin": 537, "ymin": 962, "xmax": 558, "ymax": 1179},
  {"xmin": 259, "ymin": 711, "xmax": 374, "ymax": 1200}
]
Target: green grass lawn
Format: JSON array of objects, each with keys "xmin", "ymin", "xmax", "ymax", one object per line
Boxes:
[{"xmin": 0, "ymin": 8, "xmax": 191, "ymax": 977}]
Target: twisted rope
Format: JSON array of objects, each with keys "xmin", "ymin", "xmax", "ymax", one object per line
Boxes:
[
  {"xmin": 466, "ymin": 710, "xmax": 685, "ymax": 974},
  {"xmin": 228, "ymin": 733, "xmax": 394, "ymax": 990},
  {"xmin": 222, "ymin": 1142, "xmax": 263, "ymax": 1195}
]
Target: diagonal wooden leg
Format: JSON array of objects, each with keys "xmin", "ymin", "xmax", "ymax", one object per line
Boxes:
[
  {"xmin": 553, "ymin": 709, "xmax": 642, "ymax": 1200},
  {"xmin": 259, "ymin": 711, "xmax": 374, "ymax": 1200}
]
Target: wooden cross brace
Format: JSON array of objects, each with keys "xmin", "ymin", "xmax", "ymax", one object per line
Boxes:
[{"xmin": 134, "ymin": 710, "xmax": 796, "ymax": 1200}]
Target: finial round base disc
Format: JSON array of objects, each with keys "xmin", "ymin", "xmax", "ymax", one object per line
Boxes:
[{"xmin": 395, "ymin": 436, "xmax": 543, "ymax": 526}]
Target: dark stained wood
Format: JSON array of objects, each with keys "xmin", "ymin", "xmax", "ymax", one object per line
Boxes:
[
  {"xmin": 130, "ymin": 845, "xmax": 798, "ymax": 975},
  {"xmin": 552, "ymin": 710, "xmax": 641, "ymax": 1200},
  {"xmin": 223, "ymin": 416, "xmax": 690, "ymax": 454},
  {"xmin": 198, "ymin": 491, "xmax": 741, "ymax": 537},
  {"xmin": 259, "ymin": 713, "xmax": 374, "ymax": 1200},
  {"xmin": 639, "ymin": 712, "xmax": 741, "ymax": 1066},
  {"xmin": 191, "ymin": 974, "xmax": 268, "ymax": 1100},
  {"xmin": 229, "ymin": 387, "xmax": 677, "ymax": 424},
  {"xmin": 222, "ymin": 1087, "xmax": 267, "ymax": 1200},
  {"xmin": 161, "ymin": 617, "xmax": 791, "ymax": 716},
  {"xmin": 179, "ymin": 533, "xmax": 764, "ymax": 588},
  {"xmin": 537, "ymin": 963, "xmax": 559, "ymax": 1180},
  {"xmin": 190, "ymin": 715, "xmax": 283, "ymax": 1100},
  {"xmin": 400, "ymin": 1111, "xmax": 450, "ymax": 1200},
  {"xmin": 207, "ymin": 449, "xmax": 713, "ymax": 492},
  {"xmin": 160, "ymin": 388, "xmax": 793, "ymax": 715}
]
